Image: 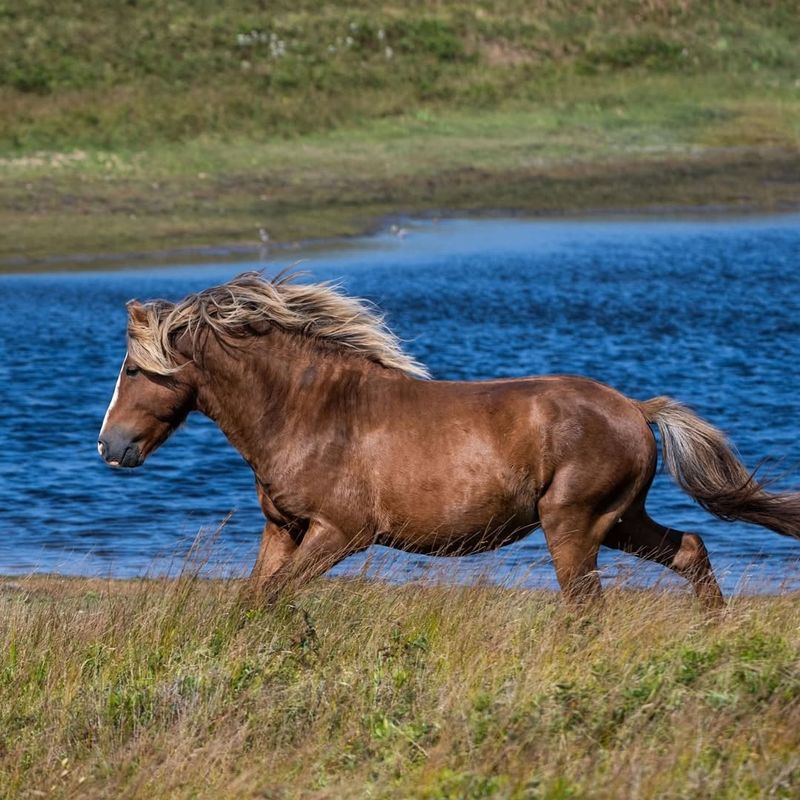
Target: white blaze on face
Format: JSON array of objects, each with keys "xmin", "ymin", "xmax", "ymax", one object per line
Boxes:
[{"xmin": 98, "ymin": 355, "xmax": 126, "ymax": 454}]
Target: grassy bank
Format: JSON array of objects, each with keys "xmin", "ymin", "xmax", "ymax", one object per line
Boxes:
[
  {"xmin": 2, "ymin": 574, "xmax": 799, "ymax": 798},
  {"xmin": 2, "ymin": 1, "xmax": 800, "ymax": 267}
]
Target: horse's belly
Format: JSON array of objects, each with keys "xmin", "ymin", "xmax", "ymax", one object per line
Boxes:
[{"xmin": 376, "ymin": 500, "xmax": 540, "ymax": 556}]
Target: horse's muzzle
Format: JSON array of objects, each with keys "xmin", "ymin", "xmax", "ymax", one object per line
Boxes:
[{"xmin": 97, "ymin": 431, "xmax": 143, "ymax": 468}]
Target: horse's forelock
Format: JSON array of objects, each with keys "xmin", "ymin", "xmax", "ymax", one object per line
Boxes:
[{"xmin": 126, "ymin": 299, "xmax": 181, "ymax": 375}]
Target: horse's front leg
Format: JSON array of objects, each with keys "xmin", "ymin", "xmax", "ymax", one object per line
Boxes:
[
  {"xmin": 247, "ymin": 519, "xmax": 357, "ymax": 608},
  {"xmin": 250, "ymin": 520, "xmax": 298, "ymax": 596}
]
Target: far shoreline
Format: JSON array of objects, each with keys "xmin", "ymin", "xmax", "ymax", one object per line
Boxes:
[
  {"xmin": 4, "ymin": 196, "xmax": 800, "ymax": 277},
  {"xmin": 4, "ymin": 147, "xmax": 799, "ymax": 275}
]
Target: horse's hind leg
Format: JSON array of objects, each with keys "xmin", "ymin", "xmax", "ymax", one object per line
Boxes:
[
  {"xmin": 603, "ymin": 507, "xmax": 724, "ymax": 610},
  {"xmin": 539, "ymin": 502, "xmax": 623, "ymax": 608}
]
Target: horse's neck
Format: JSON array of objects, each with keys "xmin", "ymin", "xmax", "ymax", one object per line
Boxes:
[{"xmin": 195, "ymin": 330, "xmax": 371, "ymax": 476}]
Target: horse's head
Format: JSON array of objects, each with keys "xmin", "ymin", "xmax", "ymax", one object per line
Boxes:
[{"xmin": 98, "ymin": 300, "xmax": 196, "ymax": 468}]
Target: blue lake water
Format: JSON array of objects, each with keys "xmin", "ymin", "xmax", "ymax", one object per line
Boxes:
[{"xmin": 1, "ymin": 215, "xmax": 800, "ymax": 593}]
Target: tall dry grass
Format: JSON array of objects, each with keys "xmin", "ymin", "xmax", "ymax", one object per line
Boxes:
[{"xmin": 1, "ymin": 546, "xmax": 799, "ymax": 799}]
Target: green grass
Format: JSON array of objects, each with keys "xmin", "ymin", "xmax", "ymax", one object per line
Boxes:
[
  {"xmin": 3, "ymin": 0, "xmax": 800, "ymax": 150},
  {"xmin": 2, "ymin": 1, "xmax": 800, "ymax": 266},
  {"xmin": 1, "ymin": 573, "xmax": 799, "ymax": 798}
]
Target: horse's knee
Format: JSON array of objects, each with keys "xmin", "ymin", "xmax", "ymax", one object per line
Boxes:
[{"xmin": 671, "ymin": 532, "xmax": 710, "ymax": 575}]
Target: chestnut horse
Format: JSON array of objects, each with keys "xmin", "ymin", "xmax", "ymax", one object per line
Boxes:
[{"xmin": 98, "ymin": 272, "xmax": 800, "ymax": 608}]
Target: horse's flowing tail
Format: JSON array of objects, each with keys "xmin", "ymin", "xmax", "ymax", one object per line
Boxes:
[{"xmin": 638, "ymin": 396, "xmax": 800, "ymax": 538}]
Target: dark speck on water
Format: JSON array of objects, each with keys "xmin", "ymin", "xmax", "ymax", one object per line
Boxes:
[{"xmin": 1, "ymin": 215, "xmax": 799, "ymax": 593}]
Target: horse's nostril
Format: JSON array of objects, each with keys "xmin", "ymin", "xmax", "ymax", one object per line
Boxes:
[{"xmin": 97, "ymin": 439, "xmax": 106, "ymax": 457}]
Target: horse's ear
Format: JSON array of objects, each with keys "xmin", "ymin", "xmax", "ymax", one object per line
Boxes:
[
  {"xmin": 126, "ymin": 300, "xmax": 147, "ymax": 326},
  {"xmin": 246, "ymin": 318, "xmax": 272, "ymax": 336}
]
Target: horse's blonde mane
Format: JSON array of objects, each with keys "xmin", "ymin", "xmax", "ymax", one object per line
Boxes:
[{"xmin": 126, "ymin": 271, "xmax": 430, "ymax": 379}]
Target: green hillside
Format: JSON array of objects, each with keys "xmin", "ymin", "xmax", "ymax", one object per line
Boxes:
[{"xmin": 2, "ymin": 1, "xmax": 799, "ymax": 266}]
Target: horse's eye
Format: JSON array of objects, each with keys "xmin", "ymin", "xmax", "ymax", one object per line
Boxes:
[{"xmin": 125, "ymin": 366, "xmax": 140, "ymax": 377}]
